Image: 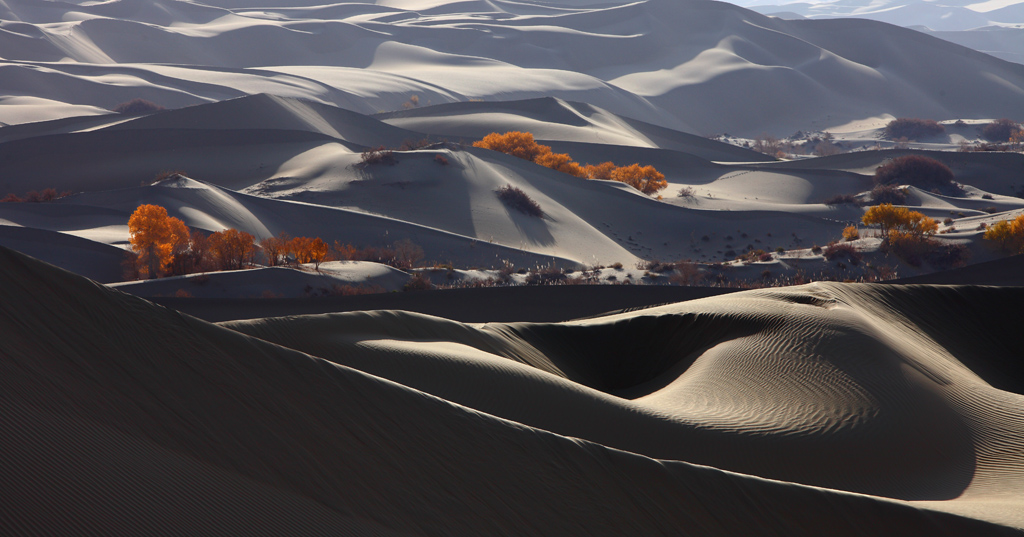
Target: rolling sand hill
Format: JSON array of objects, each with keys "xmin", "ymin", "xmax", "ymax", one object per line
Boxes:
[
  {"xmin": 1, "ymin": 0, "xmax": 1023, "ymax": 135},
  {"xmin": 3, "ymin": 94, "xmax": 1024, "ymax": 288},
  {"xmin": 1, "ymin": 245, "xmax": 1023, "ymax": 534}
]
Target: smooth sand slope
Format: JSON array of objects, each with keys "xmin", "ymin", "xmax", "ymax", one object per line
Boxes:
[
  {"xmin": 1, "ymin": 246, "xmax": 1022, "ymax": 535},
  {"xmin": 1, "ymin": 0, "xmax": 1023, "ymax": 134}
]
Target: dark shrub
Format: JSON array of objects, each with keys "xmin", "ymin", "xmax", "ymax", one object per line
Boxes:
[
  {"xmin": 403, "ymin": 273, "xmax": 434, "ymax": 291},
  {"xmin": 824, "ymin": 242, "xmax": 861, "ymax": 265},
  {"xmin": 434, "ymin": 155, "xmax": 449, "ymax": 165},
  {"xmin": 981, "ymin": 119, "xmax": 1021, "ymax": 142},
  {"xmin": 823, "ymin": 193, "xmax": 858, "ymax": 206},
  {"xmin": 870, "ymin": 184, "xmax": 907, "ymax": 204},
  {"xmin": 925, "ymin": 243, "xmax": 970, "ymax": 270},
  {"xmin": 1, "ymin": 193, "xmax": 22, "ymax": 203},
  {"xmin": 360, "ymin": 146, "xmax": 398, "ymax": 166},
  {"xmin": 874, "ymin": 155, "xmax": 954, "ymax": 190},
  {"xmin": 112, "ymin": 98, "xmax": 164, "ymax": 115},
  {"xmin": 496, "ymin": 184, "xmax": 543, "ymax": 217},
  {"xmin": 883, "ymin": 118, "xmax": 945, "ymax": 140}
]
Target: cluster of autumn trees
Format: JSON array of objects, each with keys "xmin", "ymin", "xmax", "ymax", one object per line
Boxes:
[
  {"xmin": 127, "ymin": 204, "xmax": 333, "ymax": 279},
  {"xmin": 473, "ymin": 131, "xmax": 668, "ymax": 195},
  {"xmin": 126, "ymin": 204, "xmax": 427, "ymax": 280}
]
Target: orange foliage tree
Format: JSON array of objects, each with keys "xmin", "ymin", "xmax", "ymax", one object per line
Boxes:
[
  {"xmin": 473, "ymin": 131, "xmax": 552, "ymax": 162},
  {"xmin": 535, "ymin": 152, "xmax": 587, "ymax": 177},
  {"xmin": 209, "ymin": 228, "xmax": 256, "ymax": 271},
  {"xmin": 983, "ymin": 214, "xmax": 1024, "ymax": 254},
  {"xmin": 584, "ymin": 162, "xmax": 616, "ymax": 180},
  {"xmin": 128, "ymin": 204, "xmax": 190, "ymax": 278},
  {"xmin": 289, "ymin": 236, "xmax": 330, "ymax": 269},
  {"xmin": 862, "ymin": 203, "xmax": 937, "ymax": 240},
  {"xmin": 610, "ymin": 164, "xmax": 668, "ymax": 195}
]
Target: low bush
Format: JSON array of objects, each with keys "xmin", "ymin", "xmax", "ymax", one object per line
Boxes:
[
  {"xmin": 434, "ymin": 155, "xmax": 449, "ymax": 165},
  {"xmin": 360, "ymin": 146, "xmax": 398, "ymax": 166},
  {"xmin": 403, "ymin": 273, "xmax": 434, "ymax": 291},
  {"xmin": 870, "ymin": 184, "xmax": 907, "ymax": 204},
  {"xmin": 824, "ymin": 242, "xmax": 861, "ymax": 265},
  {"xmin": 883, "ymin": 118, "xmax": 945, "ymax": 140},
  {"xmin": 112, "ymin": 98, "xmax": 165, "ymax": 115},
  {"xmin": 874, "ymin": 155, "xmax": 954, "ymax": 190},
  {"xmin": 496, "ymin": 184, "xmax": 543, "ymax": 217},
  {"xmin": 823, "ymin": 193, "xmax": 858, "ymax": 206},
  {"xmin": 981, "ymin": 119, "xmax": 1021, "ymax": 142},
  {"xmin": 842, "ymin": 226, "xmax": 859, "ymax": 241}
]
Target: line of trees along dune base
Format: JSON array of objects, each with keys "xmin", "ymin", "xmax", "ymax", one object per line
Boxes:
[{"xmin": 125, "ymin": 204, "xmax": 423, "ymax": 280}]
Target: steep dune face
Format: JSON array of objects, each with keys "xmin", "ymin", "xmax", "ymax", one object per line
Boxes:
[
  {"xmin": 1, "ymin": 0, "xmax": 1022, "ymax": 133},
  {"xmin": 1, "ymin": 245, "xmax": 1022, "ymax": 534},
  {"xmin": 223, "ymin": 282, "xmax": 1024, "ymax": 510}
]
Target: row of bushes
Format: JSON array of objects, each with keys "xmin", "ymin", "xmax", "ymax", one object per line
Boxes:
[
  {"xmin": 473, "ymin": 131, "xmax": 667, "ymax": 195},
  {"xmin": 1, "ymin": 188, "xmax": 72, "ymax": 203}
]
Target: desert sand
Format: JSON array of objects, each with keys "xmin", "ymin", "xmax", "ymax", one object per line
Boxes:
[
  {"xmin": 3, "ymin": 246, "xmax": 1024, "ymax": 534},
  {"xmin": 3, "ymin": 0, "xmax": 1024, "ymax": 533}
]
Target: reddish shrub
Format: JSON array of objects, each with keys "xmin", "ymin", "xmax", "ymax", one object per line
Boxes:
[
  {"xmin": 113, "ymin": 98, "xmax": 165, "ymax": 115},
  {"xmin": 434, "ymin": 154, "xmax": 449, "ymax": 165},
  {"xmin": 883, "ymin": 118, "xmax": 945, "ymax": 140},
  {"xmin": 823, "ymin": 242, "xmax": 861, "ymax": 265},
  {"xmin": 360, "ymin": 146, "xmax": 397, "ymax": 166},
  {"xmin": 874, "ymin": 155, "xmax": 954, "ymax": 190},
  {"xmin": 496, "ymin": 184, "xmax": 543, "ymax": 217}
]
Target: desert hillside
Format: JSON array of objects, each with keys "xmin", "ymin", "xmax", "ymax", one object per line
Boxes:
[{"xmin": 1, "ymin": 246, "xmax": 1023, "ymax": 534}]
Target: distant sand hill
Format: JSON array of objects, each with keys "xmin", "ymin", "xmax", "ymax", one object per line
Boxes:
[{"xmin": 1, "ymin": 245, "xmax": 1022, "ymax": 534}]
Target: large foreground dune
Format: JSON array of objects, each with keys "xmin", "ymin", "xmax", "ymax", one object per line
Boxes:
[{"xmin": 1, "ymin": 246, "xmax": 1022, "ymax": 534}]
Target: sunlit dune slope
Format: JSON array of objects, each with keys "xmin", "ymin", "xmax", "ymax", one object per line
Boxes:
[{"xmin": 1, "ymin": 246, "xmax": 1022, "ymax": 534}]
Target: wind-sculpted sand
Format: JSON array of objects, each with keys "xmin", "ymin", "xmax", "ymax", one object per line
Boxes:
[{"xmin": 1, "ymin": 246, "xmax": 1022, "ymax": 534}]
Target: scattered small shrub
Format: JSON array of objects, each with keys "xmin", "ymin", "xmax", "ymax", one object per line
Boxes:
[
  {"xmin": 610, "ymin": 262, "xmax": 623, "ymax": 269},
  {"xmin": 842, "ymin": 225, "xmax": 859, "ymax": 241},
  {"xmin": 883, "ymin": 118, "xmax": 945, "ymax": 140},
  {"xmin": 434, "ymin": 154, "xmax": 449, "ymax": 165},
  {"xmin": 496, "ymin": 184, "xmax": 543, "ymax": 217},
  {"xmin": 112, "ymin": 98, "xmax": 165, "ymax": 115},
  {"xmin": 360, "ymin": 146, "xmax": 398, "ymax": 166},
  {"xmin": 811, "ymin": 245, "xmax": 823, "ymax": 254},
  {"xmin": 984, "ymin": 206, "xmax": 999, "ymax": 214},
  {"xmin": 823, "ymin": 194, "xmax": 858, "ymax": 206},
  {"xmin": 982, "ymin": 194, "xmax": 994, "ymax": 200},
  {"xmin": 403, "ymin": 273, "xmax": 434, "ymax": 291},
  {"xmin": 677, "ymin": 186, "xmax": 696, "ymax": 200}
]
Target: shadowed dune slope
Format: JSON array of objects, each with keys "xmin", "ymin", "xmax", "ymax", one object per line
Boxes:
[{"xmin": 1, "ymin": 246, "xmax": 1022, "ymax": 535}]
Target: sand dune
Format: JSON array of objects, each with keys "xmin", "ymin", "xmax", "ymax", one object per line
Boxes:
[
  {"xmin": 1, "ymin": 0, "xmax": 1023, "ymax": 134},
  {"xmin": 1, "ymin": 246, "xmax": 1022, "ymax": 534}
]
